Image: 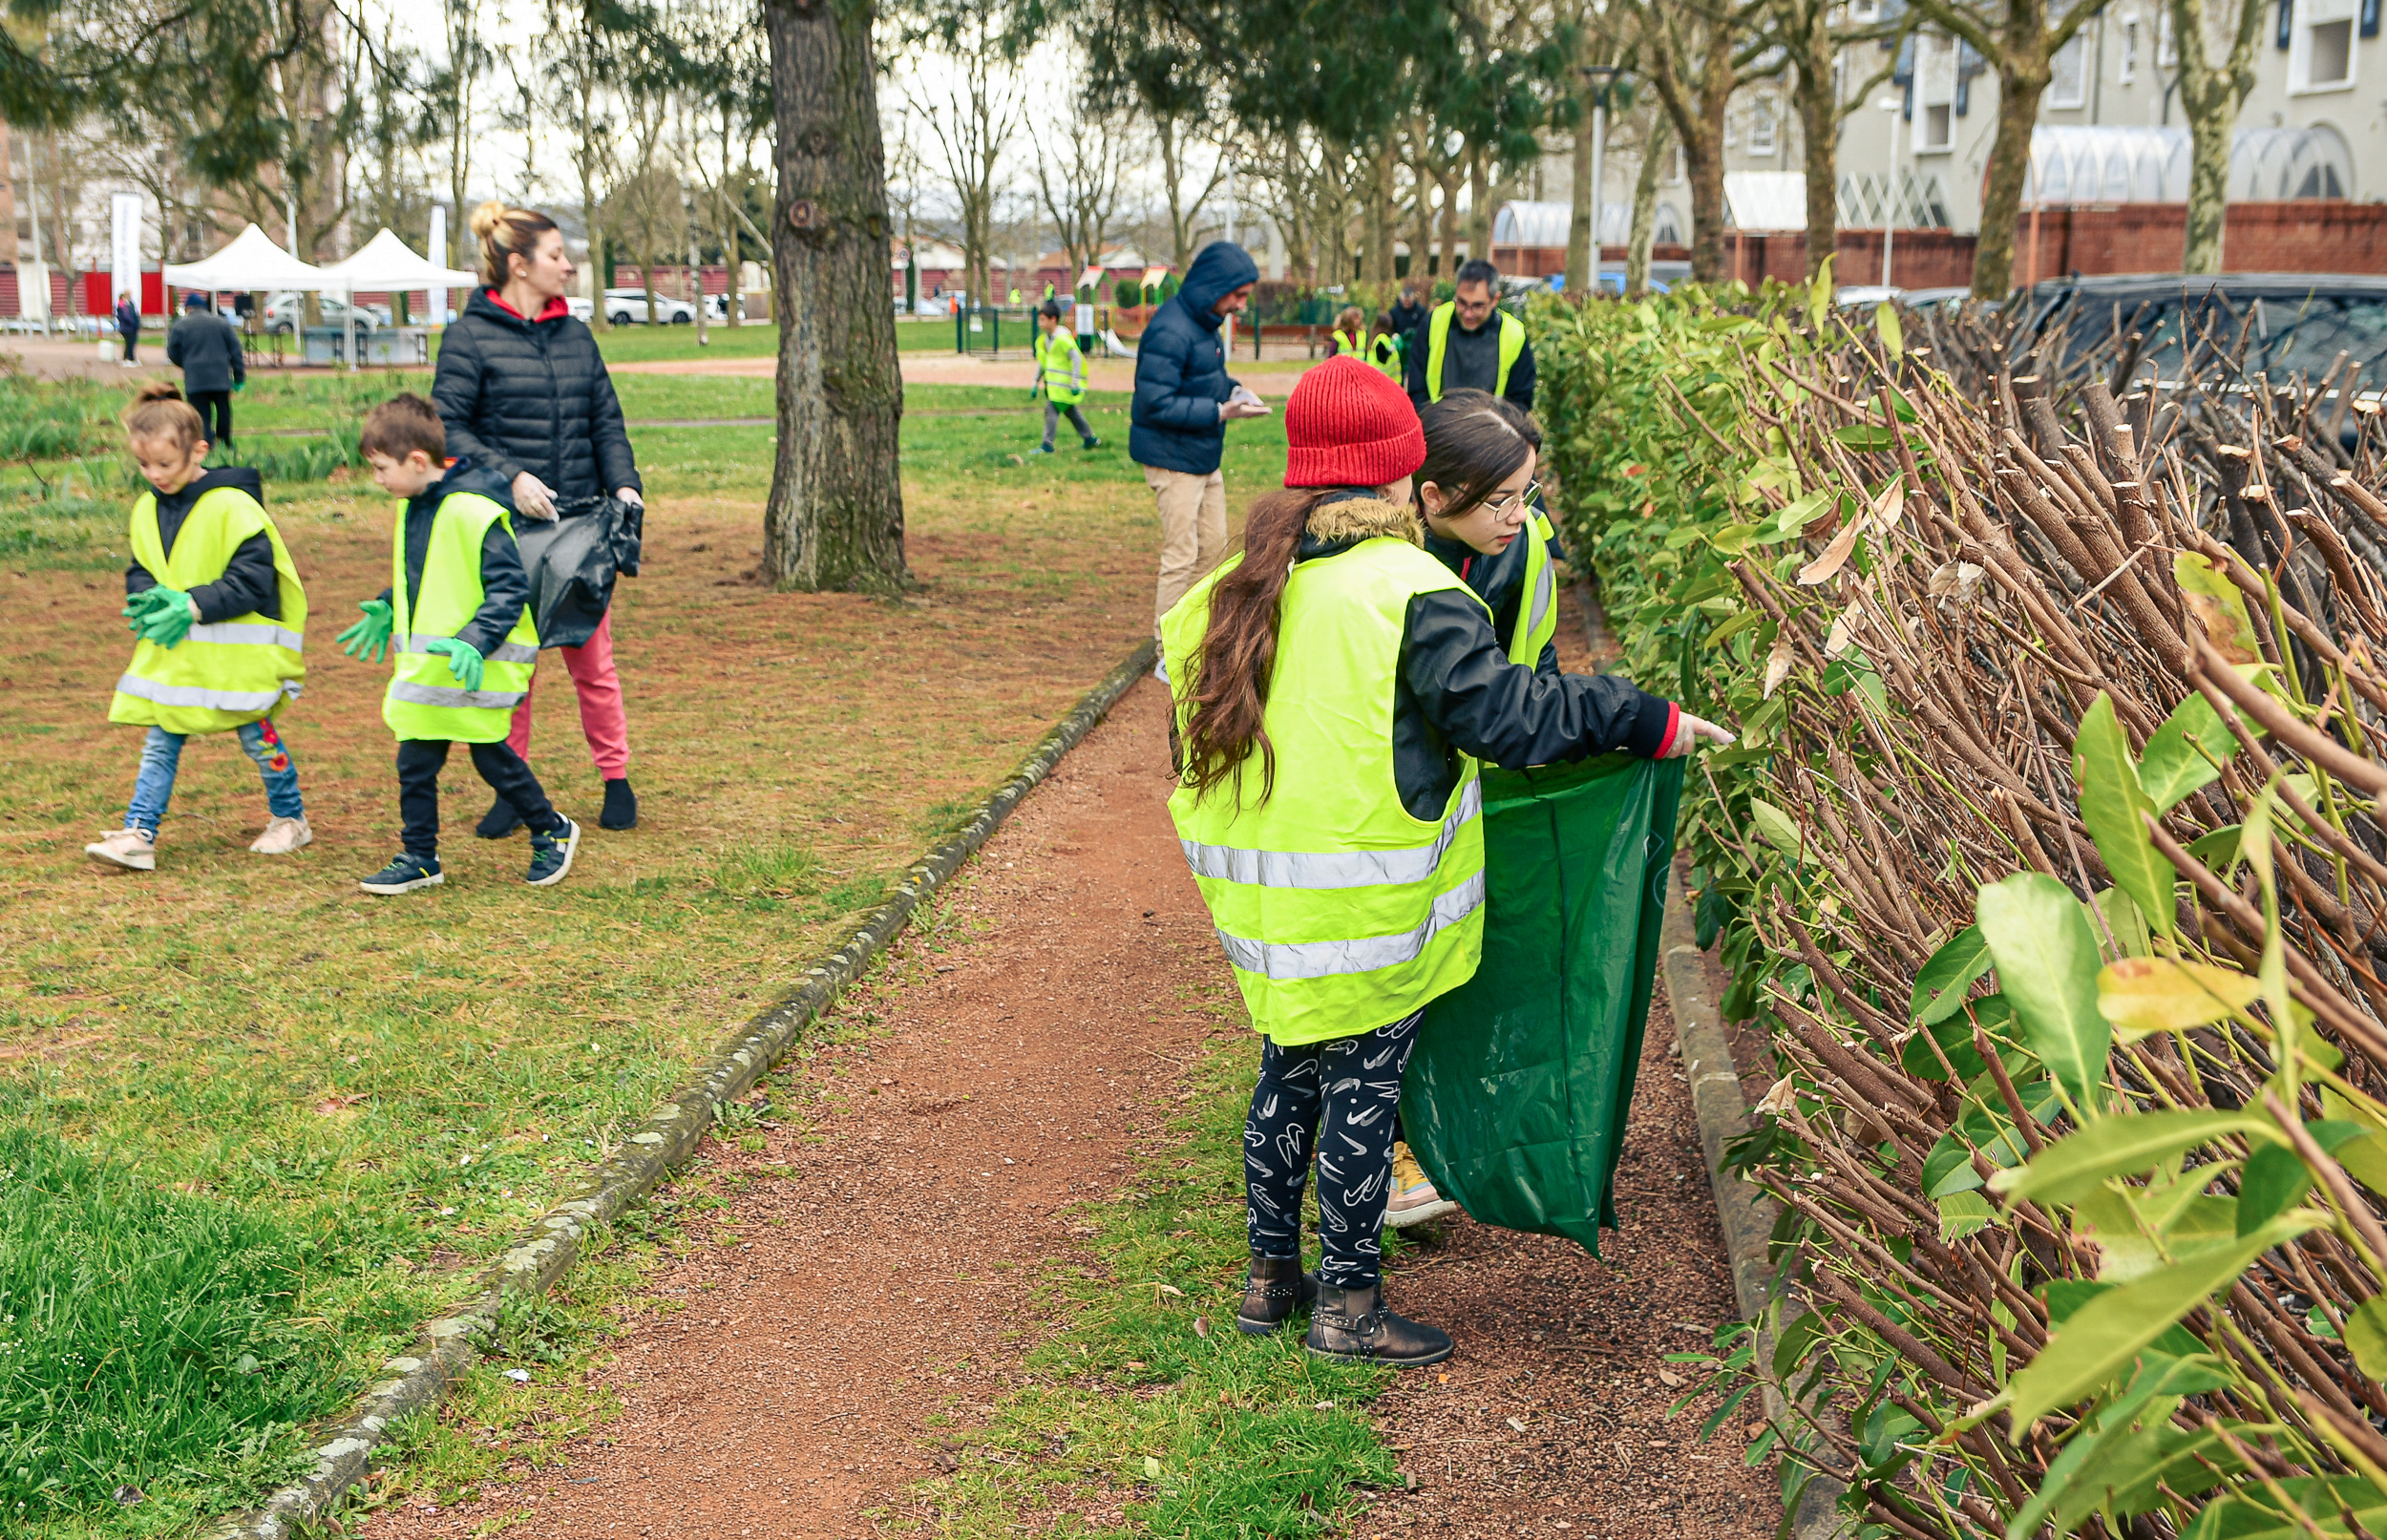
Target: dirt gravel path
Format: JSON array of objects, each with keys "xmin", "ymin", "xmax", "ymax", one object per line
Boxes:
[{"xmin": 358, "ymin": 641, "xmax": 1776, "ymax": 1539}]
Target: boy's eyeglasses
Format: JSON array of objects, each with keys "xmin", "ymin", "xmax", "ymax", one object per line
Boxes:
[{"xmin": 1479, "ymin": 481, "xmax": 1541, "ymax": 520}]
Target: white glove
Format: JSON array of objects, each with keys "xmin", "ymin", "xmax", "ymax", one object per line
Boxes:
[
  {"xmin": 1661, "ymin": 710, "xmax": 1736, "ymax": 759},
  {"xmin": 512, "ymin": 472, "xmax": 559, "ymax": 521},
  {"xmin": 615, "ymin": 487, "xmax": 644, "ymax": 509}
]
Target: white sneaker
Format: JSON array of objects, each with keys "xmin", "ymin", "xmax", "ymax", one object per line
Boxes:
[
  {"xmin": 249, "ymin": 814, "xmax": 313, "ymax": 854},
  {"xmin": 85, "ymin": 827, "xmax": 157, "ymax": 871}
]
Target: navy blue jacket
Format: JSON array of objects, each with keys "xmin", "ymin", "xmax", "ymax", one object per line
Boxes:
[{"xmin": 1129, "ymin": 243, "xmax": 1260, "ymax": 475}]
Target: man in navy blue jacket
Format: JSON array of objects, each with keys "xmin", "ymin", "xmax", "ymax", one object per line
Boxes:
[{"xmin": 1131, "ymin": 242, "xmax": 1263, "ymax": 640}]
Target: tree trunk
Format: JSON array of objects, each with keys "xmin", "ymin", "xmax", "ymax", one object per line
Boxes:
[
  {"xmin": 1411, "ymin": 140, "xmax": 1437, "ymax": 285},
  {"xmin": 1366, "ymin": 140, "xmax": 1398, "ymax": 284},
  {"xmin": 1627, "ymin": 115, "xmax": 1672, "ymax": 296},
  {"xmin": 1974, "ymin": 52, "xmax": 2048, "ymax": 299},
  {"xmin": 2180, "ymin": 103, "xmax": 2229, "ymax": 273},
  {"xmin": 761, "ymin": 0, "xmax": 908, "ymax": 594},
  {"xmin": 1795, "ymin": 27, "xmax": 1841, "ymax": 281},
  {"xmin": 1688, "ymin": 20, "xmax": 1734, "ymax": 285},
  {"xmin": 1566, "ymin": 96, "xmax": 1595, "ymax": 295},
  {"xmin": 1465, "ymin": 150, "xmax": 1491, "ymax": 270}
]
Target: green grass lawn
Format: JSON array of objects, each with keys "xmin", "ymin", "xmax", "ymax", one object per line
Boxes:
[{"xmin": 0, "ymin": 371, "xmax": 1297, "ymax": 1535}]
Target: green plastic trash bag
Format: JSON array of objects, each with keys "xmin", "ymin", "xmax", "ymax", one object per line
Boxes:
[{"xmin": 1402, "ymin": 750, "xmax": 1684, "ymax": 1254}]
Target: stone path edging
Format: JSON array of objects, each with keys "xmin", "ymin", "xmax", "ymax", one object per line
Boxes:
[{"xmin": 209, "ymin": 637, "xmax": 1159, "ymax": 1540}]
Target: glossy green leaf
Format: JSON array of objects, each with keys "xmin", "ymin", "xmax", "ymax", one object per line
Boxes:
[
  {"xmin": 2187, "ymin": 824, "xmax": 2244, "ymax": 873},
  {"xmin": 1938, "ymin": 1190, "xmax": 1996, "ymax": 1241},
  {"xmin": 1992, "ymin": 1108, "xmax": 2264, "ymax": 1206},
  {"xmin": 2007, "ymin": 1355, "xmax": 2239, "ymax": 1540},
  {"xmin": 2142, "ymin": 693, "xmax": 2240, "ymax": 812},
  {"xmin": 2074, "ymin": 694, "xmax": 2175, "ymax": 940},
  {"xmin": 1874, "ymin": 302, "xmax": 1904, "ymax": 364},
  {"xmin": 2181, "ymin": 1477, "xmax": 2387, "ymax": 1540},
  {"xmin": 2064, "ymin": 1423, "xmax": 2247, "ymax": 1527},
  {"xmin": 2174, "ymin": 551, "xmax": 2265, "ymax": 665},
  {"xmin": 1977, "ymin": 873, "xmax": 2113, "ymax": 1111},
  {"xmin": 2344, "ymin": 1296, "xmax": 2387, "ymax": 1379},
  {"xmin": 1911, "ymin": 925, "xmax": 1993, "ymax": 1024},
  {"xmin": 1747, "ymin": 798, "xmax": 1804, "ymax": 861},
  {"xmin": 2011, "ymin": 1213, "xmax": 2323, "ymax": 1429},
  {"xmin": 2236, "ymin": 1143, "xmax": 2313, "ymax": 1234},
  {"xmin": 2097, "ymin": 957, "xmax": 2261, "ymax": 1039},
  {"xmin": 1831, "ymin": 424, "xmax": 1898, "ymax": 451},
  {"xmin": 2074, "ymin": 1183, "xmax": 2242, "ymax": 1283}
]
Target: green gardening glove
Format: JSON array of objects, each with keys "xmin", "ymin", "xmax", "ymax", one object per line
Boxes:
[
  {"xmin": 422, "ymin": 637, "xmax": 485, "ymax": 692},
  {"xmin": 337, "ymin": 598, "xmax": 394, "ymax": 663},
  {"xmin": 125, "ymin": 585, "xmax": 195, "ymax": 648}
]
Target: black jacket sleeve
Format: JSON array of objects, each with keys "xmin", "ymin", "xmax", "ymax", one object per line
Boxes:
[
  {"xmin": 1405, "ymin": 327, "xmax": 1430, "ymax": 410},
  {"xmin": 1505, "ymin": 337, "xmax": 1536, "ymax": 413},
  {"xmin": 430, "ymin": 325, "xmax": 523, "ymax": 486},
  {"xmin": 454, "ymin": 520, "xmax": 530, "ymax": 657},
  {"xmin": 188, "ymin": 532, "xmax": 282, "ymax": 622},
  {"xmin": 1534, "ymin": 637, "xmax": 1561, "ymax": 680},
  {"xmin": 586, "ymin": 354, "xmax": 641, "ymax": 496},
  {"xmin": 126, "ymin": 559, "xmax": 157, "ymax": 598},
  {"xmin": 1401, "ymin": 590, "xmax": 1671, "ymax": 769}
]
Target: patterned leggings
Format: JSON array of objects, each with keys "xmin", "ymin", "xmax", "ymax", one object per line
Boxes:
[{"xmin": 1243, "ymin": 1007, "xmax": 1425, "ymax": 1290}]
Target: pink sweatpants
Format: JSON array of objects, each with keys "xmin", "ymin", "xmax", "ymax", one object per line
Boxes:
[{"xmin": 507, "ymin": 610, "xmax": 630, "ymax": 778}]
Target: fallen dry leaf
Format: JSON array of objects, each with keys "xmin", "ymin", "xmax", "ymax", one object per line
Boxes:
[{"xmin": 313, "ymin": 1094, "xmax": 363, "ymax": 1115}]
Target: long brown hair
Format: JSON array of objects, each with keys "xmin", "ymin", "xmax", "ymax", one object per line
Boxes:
[
  {"xmin": 1416, "ymin": 390, "xmax": 1539, "ymax": 521},
  {"xmin": 1178, "ymin": 488, "xmax": 1333, "ymax": 803}
]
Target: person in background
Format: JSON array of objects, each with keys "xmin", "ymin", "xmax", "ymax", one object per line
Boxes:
[
  {"xmin": 1130, "ymin": 241, "xmax": 1265, "ymax": 657},
  {"xmin": 115, "ymin": 291, "xmax": 142, "ymax": 368},
  {"xmin": 1032, "ymin": 301, "xmax": 1100, "ymax": 454},
  {"xmin": 1329, "ymin": 306, "xmax": 1364, "ymax": 359},
  {"xmin": 433, "ymin": 200, "xmax": 644, "ymax": 836},
  {"xmin": 1406, "ymin": 259, "xmax": 1534, "ymax": 415},
  {"xmin": 1386, "ymin": 285, "xmax": 1428, "ymax": 349},
  {"xmin": 1368, "ymin": 311, "xmax": 1404, "ymax": 381},
  {"xmin": 89, "ymin": 383, "xmax": 310, "ymax": 871},
  {"xmin": 167, "ymin": 294, "xmax": 246, "ymax": 448}
]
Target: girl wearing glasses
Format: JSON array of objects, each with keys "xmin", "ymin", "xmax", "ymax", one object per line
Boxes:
[
  {"xmin": 1415, "ymin": 390, "xmax": 1561, "ymax": 674},
  {"xmin": 1162, "ymin": 359, "xmax": 1731, "ymax": 1367}
]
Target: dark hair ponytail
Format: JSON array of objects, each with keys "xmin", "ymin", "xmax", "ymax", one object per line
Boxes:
[
  {"xmin": 1415, "ymin": 390, "xmax": 1540, "ymax": 523},
  {"xmin": 1179, "ymin": 488, "xmax": 1332, "ymax": 803}
]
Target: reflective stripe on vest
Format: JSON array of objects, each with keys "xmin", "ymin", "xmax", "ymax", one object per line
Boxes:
[
  {"xmin": 384, "ymin": 489, "xmax": 539, "ymax": 744},
  {"xmin": 113, "ymin": 673, "xmax": 291, "ymax": 712},
  {"xmin": 399, "ymin": 632, "xmax": 539, "ymax": 665},
  {"xmin": 1424, "ymin": 303, "xmax": 1525, "ymax": 402},
  {"xmin": 108, "ymin": 483, "xmax": 308, "ymax": 736},
  {"xmin": 1510, "ymin": 518, "xmax": 1557, "ymax": 666},
  {"xmin": 1181, "ymin": 777, "xmax": 1482, "ymax": 890},
  {"xmin": 1161, "ymin": 526, "xmax": 1491, "ymax": 1045},
  {"xmin": 1216, "ymin": 871, "xmax": 1487, "ymax": 981}
]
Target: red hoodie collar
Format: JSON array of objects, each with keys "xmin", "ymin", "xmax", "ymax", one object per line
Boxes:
[{"xmin": 483, "ymin": 287, "xmax": 570, "ymax": 323}]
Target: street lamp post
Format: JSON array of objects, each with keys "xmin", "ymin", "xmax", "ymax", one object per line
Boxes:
[
  {"xmin": 1579, "ymin": 66, "xmax": 1626, "ymax": 292},
  {"xmin": 1877, "ymin": 95, "xmax": 1904, "ymax": 290}
]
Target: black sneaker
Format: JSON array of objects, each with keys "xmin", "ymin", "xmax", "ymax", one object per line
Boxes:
[
  {"xmin": 1081, "ymin": 435, "xmax": 1103, "ymax": 450},
  {"xmin": 600, "ymin": 777, "xmax": 638, "ymax": 831},
  {"xmin": 527, "ymin": 818, "xmax": 580, "ymax": 887},
  {"xmin": 360, "ymin": 853, "xmax": 444, "ymax": 896},
  {"xmin": 475, "ymin": 794, "xmax": 524, "ymax": 839}
]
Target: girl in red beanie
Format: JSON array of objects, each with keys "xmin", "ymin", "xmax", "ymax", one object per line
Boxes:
[{"xmin": 1157, "ymin": 357, "xmax": 1728, "ymax": 1368}]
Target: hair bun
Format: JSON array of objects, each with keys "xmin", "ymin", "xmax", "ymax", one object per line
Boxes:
[
  {"xmin": 134, "ymin": 380, "xmax": 184, "ymax": 405},
  {"xmin": 467, "ymin": 200, "xmax": 510, "ymax": 240}
]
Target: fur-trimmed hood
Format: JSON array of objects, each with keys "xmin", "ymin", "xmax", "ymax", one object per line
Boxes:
[{"xmin": 1303, "ymin": 495, "xmax": 1424, "ymax": 548}]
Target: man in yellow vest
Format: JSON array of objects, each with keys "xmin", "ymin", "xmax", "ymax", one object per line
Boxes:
[
  {"xmin": 1032, "ymin": 300, "xmax": 1100, "ymax": 453},
  {"xmin": 1406, "ymin": 259, "xmax": 1535, "ymax": 415},
  {"xmin": 338, "ymin": 393, "xmax": 581, "ymax": 895}
]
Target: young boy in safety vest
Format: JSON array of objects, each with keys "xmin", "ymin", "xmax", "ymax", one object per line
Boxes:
[
  {"xmin": 1031, "ymin": 300, "xmax": 1099, "ymax": 453},
  {"xmin": 87, "ymin": 382, "xmax": 310, "ymax": 872},
  {"xmin": 1367, "ymin": 311, "xmax": 1404, "ymax": 381},
  {"xmin": 338, "ymin": 393, "xmax": 581, "ymax": 894}
]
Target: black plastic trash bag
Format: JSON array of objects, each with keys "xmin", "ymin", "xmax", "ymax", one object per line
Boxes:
[
  {"xmin": 515, "ymin": 495, "xmax": 642, "ymax": 650},
  {"xmin": 1402, "ymin": 750, "xmax": 1685, "ymax": 1254}
]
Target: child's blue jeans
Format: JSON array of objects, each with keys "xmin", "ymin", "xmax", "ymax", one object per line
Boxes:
[{"xmin": 125, "ymin": 719, "xmax": 305, "ymax": 836}]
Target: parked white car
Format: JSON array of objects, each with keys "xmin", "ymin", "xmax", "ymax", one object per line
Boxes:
[
  {"xmin": 262, "ymin": 291, "xmax": 391, "ymax": 335},
  {"xmin": 564, "ymin": 295, "xmax": 596, "ymax": 323},
  {"xmin": 602, "ymin": 287, "xmax": 698, "ymax": 325}
]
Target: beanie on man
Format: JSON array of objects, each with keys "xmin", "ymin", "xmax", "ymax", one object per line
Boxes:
[{"xmin": 1282, "ymin": 356, "xmax": 1426, "ymax": 489}]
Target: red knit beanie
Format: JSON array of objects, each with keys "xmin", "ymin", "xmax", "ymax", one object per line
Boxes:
[{"xmin": 1283, "ymin": 356, "xmax": 1426, "ymax": 489}]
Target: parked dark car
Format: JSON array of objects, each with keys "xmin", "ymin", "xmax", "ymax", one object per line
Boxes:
[{"xmin": 2018, "ymin": 273, "xmax": 2387, "ymax": 388}]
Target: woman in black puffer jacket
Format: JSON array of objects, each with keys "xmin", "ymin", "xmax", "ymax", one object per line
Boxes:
[{"xmin": 433, "ymin": 202, "xmax": 644, "ymax": 834}]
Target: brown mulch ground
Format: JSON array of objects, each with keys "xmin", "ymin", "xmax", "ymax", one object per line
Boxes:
[{"xmin": 353, "ymin": 587, "xmax": 1778, "ymax": 1540}]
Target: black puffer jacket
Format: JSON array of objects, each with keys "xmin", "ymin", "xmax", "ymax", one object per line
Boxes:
[{"xmin": 432, "ymin": 289, "xmax": 641, "ymax": 501}]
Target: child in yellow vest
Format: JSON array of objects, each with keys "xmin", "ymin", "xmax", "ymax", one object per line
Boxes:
[
  {"xmin": 337, "ymin": 394, "xmax": 580, "ymax": 894},
  {"xmin": 87, "ymin": 383, "xmax": 310, "ymax": 871}
]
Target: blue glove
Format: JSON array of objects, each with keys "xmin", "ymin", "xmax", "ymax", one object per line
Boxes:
[
  {"xmin": 423, "ymin": 637, "xmax": 484, "ymax": 692},
  {"xmin": 337, "ymin": 599, "xmax": 394, "ymax": 663},
  {"xmin": 124, "ymin": 586, "xmax": 195, "ymax": 647}
]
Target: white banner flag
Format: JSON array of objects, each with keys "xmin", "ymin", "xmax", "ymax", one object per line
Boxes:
[
  {"xmin": 111, "ymin": 192, "xmax": 142, "ymax": 313},
  {"xmin": 429, "ymin": 204, "xmax": 449, "ymax": 325}
]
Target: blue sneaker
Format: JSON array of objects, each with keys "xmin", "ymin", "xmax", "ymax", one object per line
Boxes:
[
  {"xmin": 360, "ymin": 852, "xmax": 443, "ymax": 896},
  {"xmin": 527, "ymin": 818, "xmax": 580, "ymax": 887},
  {"xmin": 1035, "ymin": 443, "xmax": 1056, "ymax": 454}
]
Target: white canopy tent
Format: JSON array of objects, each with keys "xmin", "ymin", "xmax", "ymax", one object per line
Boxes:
[
  {"xmin": 319, "ymin": 228, "xmax": 478, "ymax": 296},
  {"xmin": 160, "ymin": 223, "xmax": 327, "ymax": 292}
]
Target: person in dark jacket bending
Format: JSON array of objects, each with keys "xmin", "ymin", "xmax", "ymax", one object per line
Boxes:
[
  {"xmin": 1130, "ymin": 242, "xmax": 1266, "ymax": 647},
  {"xmin": 167, "ymin": 294, "xmax": 246, "ymax": 447},
  {"xmin": 432, "ymin": 201, "xmax": 644, "ymax": 834}
]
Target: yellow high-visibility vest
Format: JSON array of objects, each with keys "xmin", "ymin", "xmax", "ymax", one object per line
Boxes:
[
  {"xmin": 111, "ymin": 484, "xmax": 306, "ymax": 734},
  {"xmin": 382, "ymin": 492, "xmax": 539, "ymax": 743}
]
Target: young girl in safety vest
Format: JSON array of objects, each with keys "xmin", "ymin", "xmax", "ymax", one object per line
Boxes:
[
  {"xmin": 1329, "ymin": 305, "xmax": 1365, "ymax": 361},
  {"xmin": 88, "ymin": 383, "xmax": 310, "ymax": 872},
  {"xmin": 1160, "ymin": 357, "xmax": 1730, "ymax": 1366},
  {"xmin": 337, "ymin": 394, "xmax": 581, "ymax": 894}
]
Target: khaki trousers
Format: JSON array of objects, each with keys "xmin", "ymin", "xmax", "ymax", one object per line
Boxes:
[{"xmin": 1145, "ymin": 465, "xmax": 1229, "ymax": 634}]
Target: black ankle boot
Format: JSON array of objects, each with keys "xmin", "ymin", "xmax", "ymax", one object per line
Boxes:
[
  {"xmin": 475, "ymin": 795, "xmax": 523, "ymax": 839},
  {"xmin": 1236, "ymin": 1253, "xmax": 1318, "ymax": 1335},
  {"xmin": 1305, "ymin": 1281, "xmax": 1453, "ymax": 1366},
  {"xmin": 601, "ymin": 777, "xmax": 638, "ymax": 831}
]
